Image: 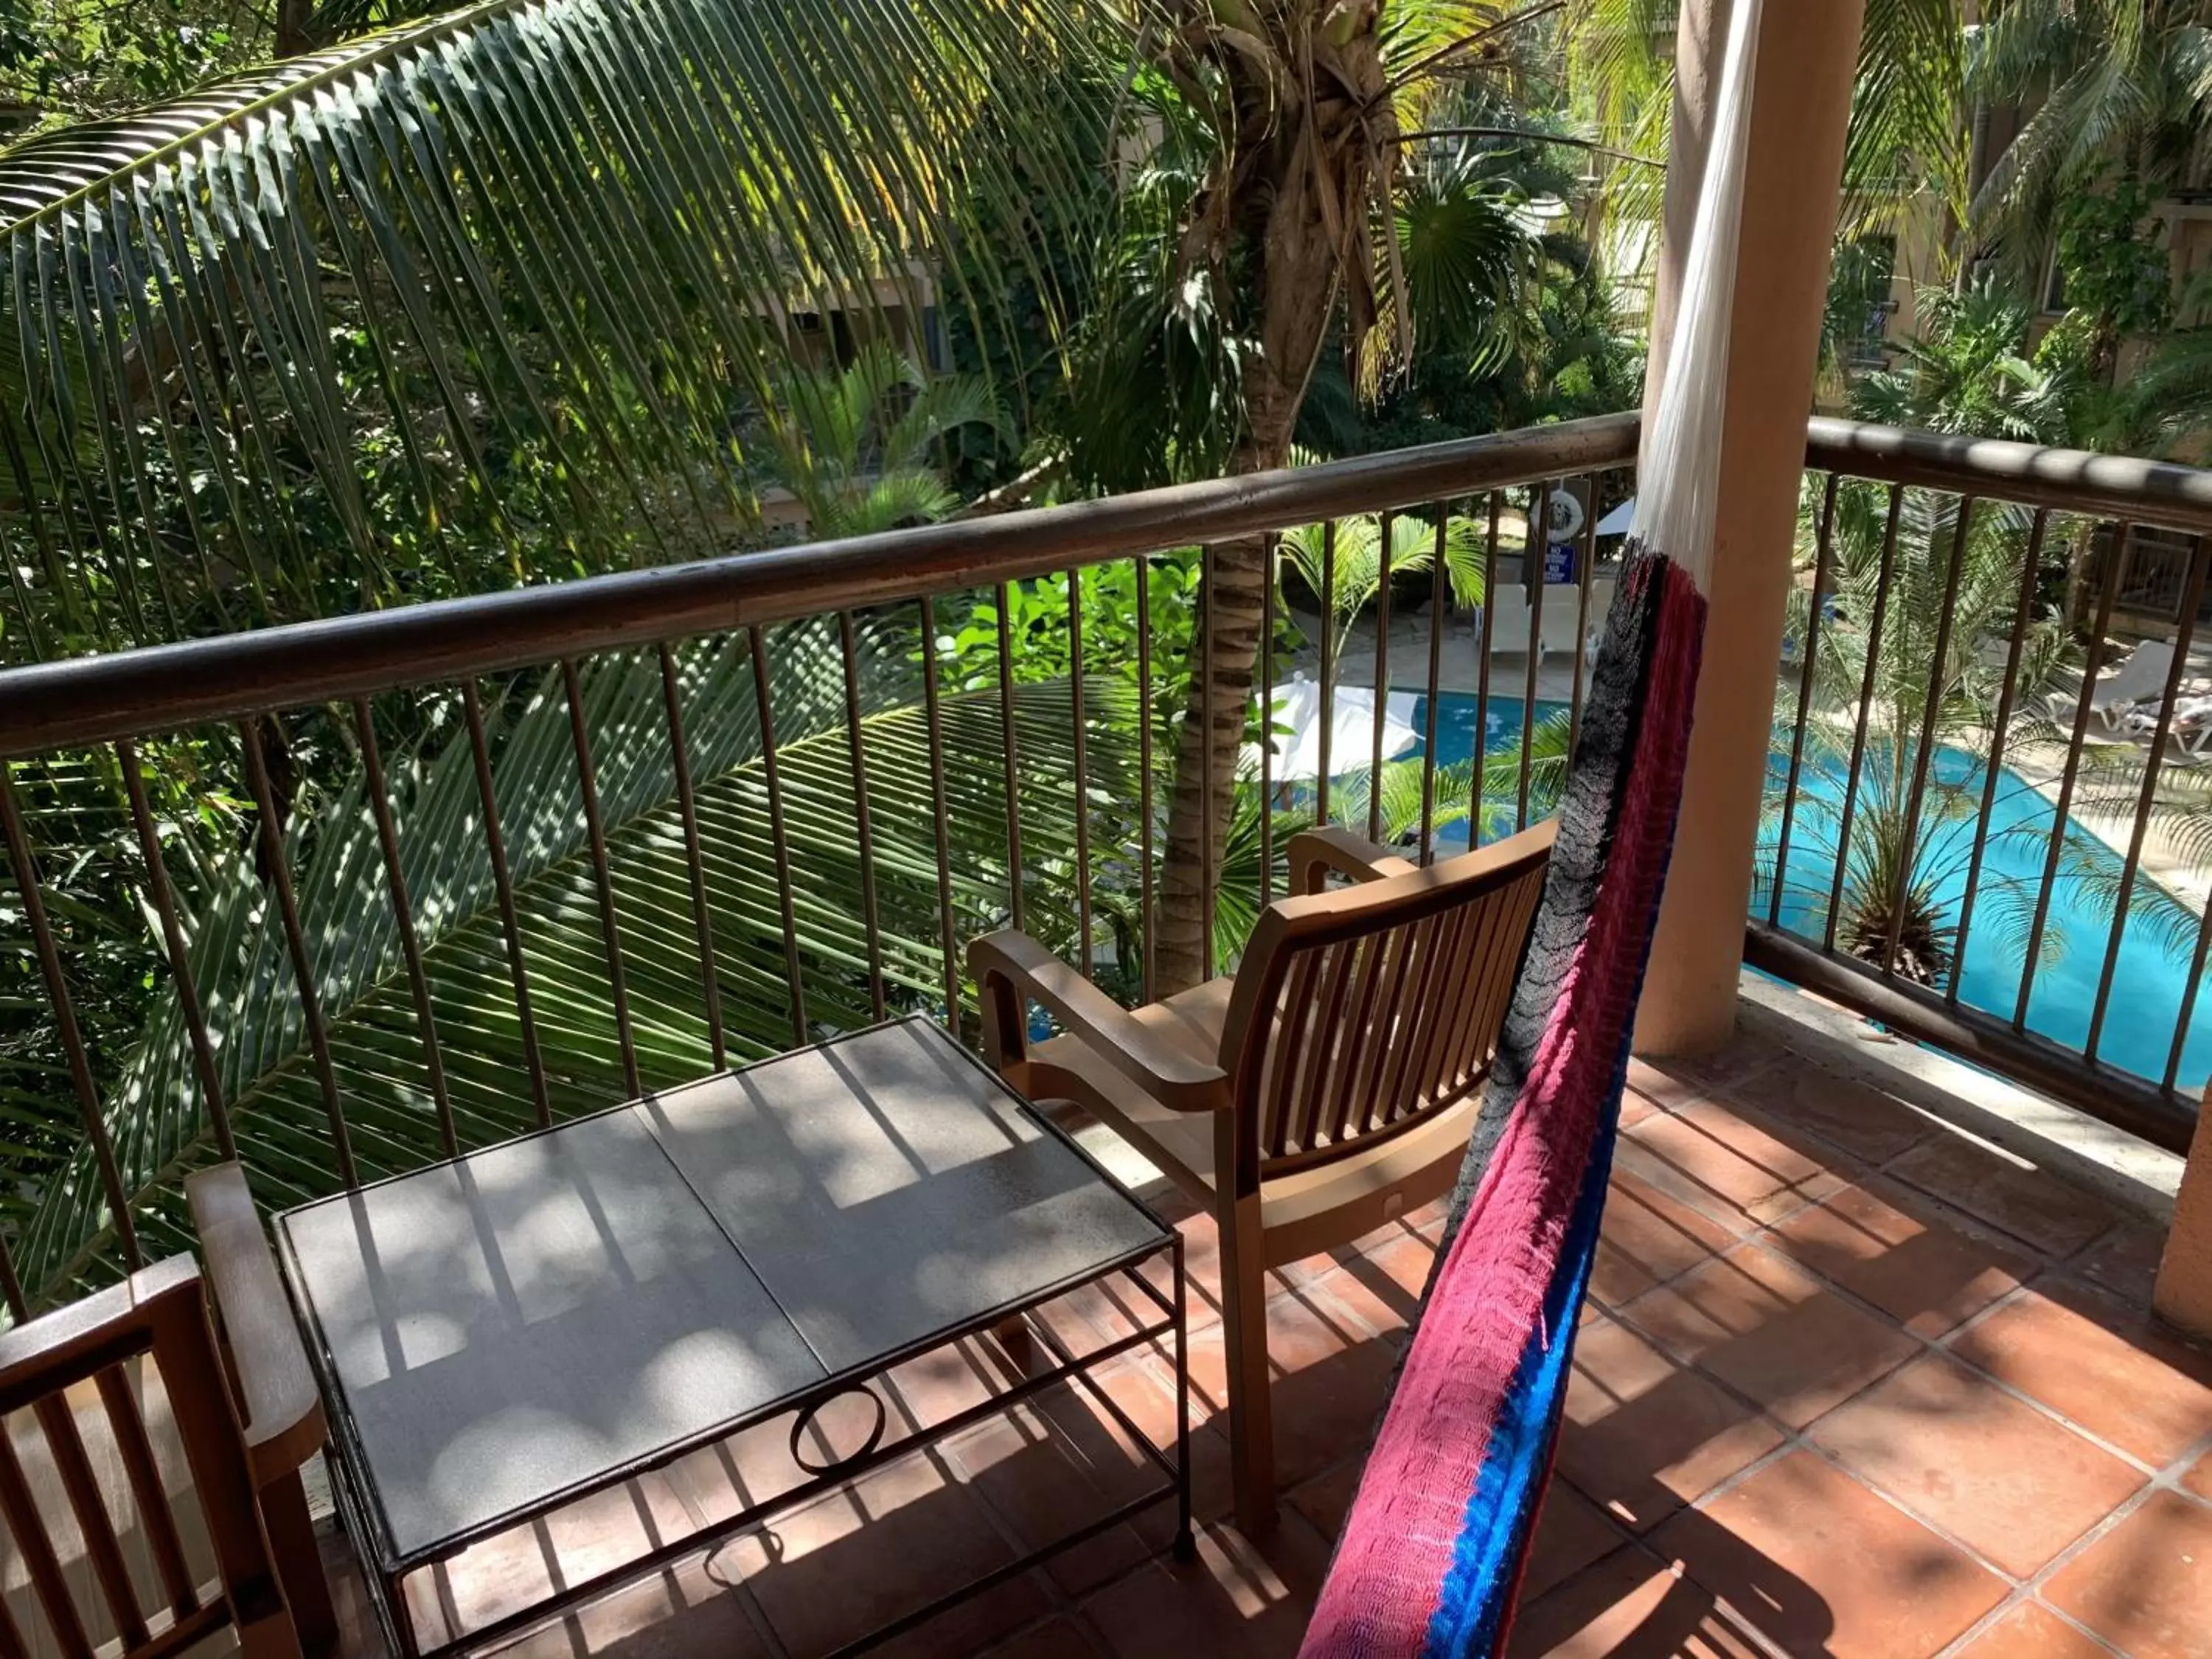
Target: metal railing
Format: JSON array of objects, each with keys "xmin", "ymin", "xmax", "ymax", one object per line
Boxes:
[
  {"xmin": 1752, "ymin": 419, "xmax": 2212, "ymax": 1152},
  {"xmin": 5, "ymin": 408, "xmax": 2212, "ymax": 1312},
  {"xmin": 0, "ymin": 415, "xmax": 1638, "ymax": 1308}
]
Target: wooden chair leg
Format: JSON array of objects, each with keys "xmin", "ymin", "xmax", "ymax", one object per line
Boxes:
[
  {"xmin": 235, "ymin": 1601, "xmax": 305, "ymax": 1659},
  {"xmin": 259, "ymin": 1468, "xmax": 338, "ymax": 1656},
  {"xmin": 1217, "ymin": 1199, "xmax": 1277, "ymax": 1536}
]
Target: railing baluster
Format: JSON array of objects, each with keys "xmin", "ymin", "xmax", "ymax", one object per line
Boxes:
[
  {"xmin": 1419, "ymin": 507, "xmax": 1446, "ymax": 862},
  {"xmin": 1136, "ymin": 556, "xmax": 1156, "ymax": 1004},
  {"xmin": 1569, "ymin": 471, "xmax": 1600, "ymax": 754},
  {"xmin": 0, "ymin": 1215, "xmax": 27, "ymax": 1320},
  {"xmin": 746, "ymin": 625, "xmax": 809, "ymax": 1045},
  {"xmin": 915, "ymin": 600, "xmax": 960, "ymax": 1033},
  {"xmin": 657, "ymin": 645, "xmax": 726, "ymax": 1069},
  {"xmin": 1369, "ymin": 511, "xmax": 1393, "ymax": 844},
  {"xmin": 1519, "ymin": 482, "xmax": 1553, "ymax": 832},
  {"xmin": 560, "ymin": 659, "xmax": 641, "ymax": 1098},
  {"xmin": 2016, "ymin": 524, "xmax": 2131, "ymax": 1029},
  {"xmin": 1470, "ymin": 493, "xmax": 1499, "ymax": 847},
  {"xmin": 1068, "ymin": 566, "xmax": 1093, "ymax": 979},
  {"xmin": 1260, "ymin": 537, "xmax": 1276, "ymax": 901},
  {"xmin": 237, "ymin": 717, "xmax": 355, "ymax": 1188},
  {"xmin": 462, "ymin": 682, "xmax": 552, "ymax": 1126},
  {"xmin": 0, "ymin": 764, "xmax": 142, "ymax": 1265},
  {"xmin": 995, "ymin": 582, "xmax": 1026, "ymax": 936},
  {"xmin": 1200, "ymin": 545, "xmax": 1217, "ymax": 978},
  {"xmin": 1826, "ymin": 483, "xmax": 1905, "ymax": 952},
  {"xmin": 1318, "ymin": 520, "xmax": 1335, "ymax": 827},
  {"xmin": 2087, "ymin": 533, "xmax": 2210, "ymax": 1061},
  {"xmin": 2166, "ymin": 874, "xmax": 2212, "ymax": 1095},
  {"xmin": 1770, "ymin": 473, "xmax": 1840, "ymax": 929},
  {"xmin": 1951, "ymin": 510, "xmax": 2051, "ymax": 995},
  {"xmin": 117, "ymin": 737, "xmax": 234, "ymax": 1161},
  {"xmin": 352, "ymin": 697, "xmax": 457, "ymax": 1157},
  {"xmin": 838, "ymin": 612, "xmax": 888, "ymax": 1023},
  {"xmin": 1881, "ymin": 495, "xmax": 1976, "ymax": 980}
]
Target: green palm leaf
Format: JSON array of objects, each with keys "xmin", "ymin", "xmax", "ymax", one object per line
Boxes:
[
  {"xmin": 0, "ymin": 0, "xmax": 1117, "ymax": 658},
  {"xmin": 16, "ymin": 622, "xmax": 1138, "ymax": 1305}
]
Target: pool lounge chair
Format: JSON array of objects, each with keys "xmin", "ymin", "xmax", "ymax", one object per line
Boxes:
[
  {"xmin": 2050, "ymin": 639, "xmax": 2177, "ymax": 730},
  {"xmin": 2127, "ymin": 693, "xmax": 2212, "ymax": 757}
]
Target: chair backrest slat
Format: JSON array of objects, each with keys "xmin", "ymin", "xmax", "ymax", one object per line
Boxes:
[
  {"xmin": 1405, "ymin": 904, "xmax": 1478, "ymax": 1121},
  {"xmin": 34, "ymin": 1393, "xmax": 149, "ymax": 1651},
  {"xmin": 1263, "ymin": 947, "xmax": 1325, "ymax": 1160},
  {"xmin": 92, "ymin": 1368, "xmax": 197, "ymax": 1618},
  {"xmin": 0, "ymin": 1422, "xmax": 93, "ymax": 1658},
  {"xmin": 1225, "ymin": 822, "xmax": 1553, "ymax": 1177}
]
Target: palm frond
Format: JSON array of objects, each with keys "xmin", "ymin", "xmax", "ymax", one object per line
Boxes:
[
  {"xmin": 15, "ymin": 625, "xmax": 1138, "ymax": 1304},
  {"xmin": 0, "ymin": 0, "xmax": 1121, "ymax": 658}
]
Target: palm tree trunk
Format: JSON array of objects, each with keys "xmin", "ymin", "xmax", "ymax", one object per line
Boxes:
[
  {"xmin": 1155, "ymin": 526, "xmax": 1273, "ymax": 994},
  {"xmin": 1152, "ymin": 385, "xmax": 1307, "ymax": 994},
  {"xmin": 1146, "ymin": 3, "xmax": 1387, "ymax": 995}
]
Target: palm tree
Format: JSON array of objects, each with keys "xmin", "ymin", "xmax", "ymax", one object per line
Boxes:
[
  {"xmin": 1278, "ymin": 509, "xmax": 1487, "ymax": 658},
  {"xmin": 1762, "ymin": 481, "xmax": 2076, "ymax": 984},
  {"xmin": 0, "ymin": 0, "xmax": 1116, "ymax": 661},
  {"xmin": 1969, "ymin": 1, "xmax": 2212, "ymax": 293},
  {"xmin": 1050, "ymin": 0, "xmax": 1582, "ymax": 993}
]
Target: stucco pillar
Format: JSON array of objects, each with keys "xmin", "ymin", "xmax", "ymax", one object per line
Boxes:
[
  {"xmin": 1633, "ymin": 0, "xmax": 1868, "ymax": 1054},
  {"xmin": 2154, "ymin": 1085, "xmax": 2212, "ymax": 1337}
]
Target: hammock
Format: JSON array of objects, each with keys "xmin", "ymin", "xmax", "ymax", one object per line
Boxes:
[{"xmin": 1298, "ymin": 1, "xmax": 1763, "ymax": 1652}]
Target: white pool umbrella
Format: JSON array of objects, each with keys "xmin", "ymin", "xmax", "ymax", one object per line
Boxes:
[{"xmin": 1253, "ymin": 673, "xmax": 1421, "ymax": 782}]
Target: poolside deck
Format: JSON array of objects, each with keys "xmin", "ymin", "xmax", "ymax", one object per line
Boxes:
[{"xmin": 314, "ymin": 1016, "xmax": 2211, "ymax": 1659}]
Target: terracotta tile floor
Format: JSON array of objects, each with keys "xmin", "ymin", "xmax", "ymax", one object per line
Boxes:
[{"xmin": 320, "ymin": 1027, "xmax": 2212, "ymax": 1658}]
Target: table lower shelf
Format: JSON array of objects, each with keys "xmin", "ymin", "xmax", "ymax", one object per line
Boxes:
[{"xmin": 328, "ymin": 1243, "xmax": 1192, "ymax": 1659}]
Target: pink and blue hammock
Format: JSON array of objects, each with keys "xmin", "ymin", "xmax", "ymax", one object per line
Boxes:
[{"xmin": 1299, "ymin": 1, "xmax": 1760, "ymax": 1650}]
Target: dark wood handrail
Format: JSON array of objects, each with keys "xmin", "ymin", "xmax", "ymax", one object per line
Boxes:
[
  {"xmin": 1806, "ymin": 417, "xmax": 2212, "ymax": 535},
  {"xmin": 0, "ymin": 414, "xmax": 1641, "ymax": 757}
]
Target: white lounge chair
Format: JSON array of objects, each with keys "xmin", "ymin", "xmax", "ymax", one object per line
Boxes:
[
  {"xmin": 2050, "ymin": 639, "xmax": 2176, "ymax": 730},
  {"xmin": 1481, "ymin": 580, "xmax": 1610, "ymax": 666},
  {"xmin": 1482, "ymin": 586, "xmax": 1540, "ymax": 662},
  {"xmin": 2126, "ymin": 692, "xmax": 2212, "ymax": 757}
]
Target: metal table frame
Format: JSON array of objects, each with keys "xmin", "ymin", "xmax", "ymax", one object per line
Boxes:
[{"xmin": 278, "ymin": 1027, "xmax": 1193, "ymax": 1659}]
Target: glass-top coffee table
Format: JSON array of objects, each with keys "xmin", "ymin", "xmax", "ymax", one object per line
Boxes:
[{"xmin": 276, "ymin": 1018, "xmax": 1190, "ymax": 1657}]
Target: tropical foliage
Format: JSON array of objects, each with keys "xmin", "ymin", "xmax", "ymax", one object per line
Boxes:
[
  {"xmin": 13, "ymin": 618, "xmax": 1138, "ymax": 1307},
  {"xmin": 0, "ymin": 0, "xmax": 1114, "ymax": 660}
]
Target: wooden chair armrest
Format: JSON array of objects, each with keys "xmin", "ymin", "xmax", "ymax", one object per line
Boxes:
[
  {"xmin": 968, "ymin": 931, "xmax": 1229, "ymax": 1113},
  {"xmin": 185, "ymin": 1164, "xmax": 325, "ymax": 1488},
  {"xmin": 1286, "ymin": 826, "xmax": 1419, "ymax": 894}
]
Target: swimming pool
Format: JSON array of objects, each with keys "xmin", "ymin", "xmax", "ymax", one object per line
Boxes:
[{"xmin": 1399, "ymin": 690, "xmax": 2212, "ymax": 1096}]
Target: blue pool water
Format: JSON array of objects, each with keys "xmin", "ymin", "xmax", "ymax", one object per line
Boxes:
[{"xmin": 1402, "ymin": 691, "xmax": 2212, "ymax": 1096}]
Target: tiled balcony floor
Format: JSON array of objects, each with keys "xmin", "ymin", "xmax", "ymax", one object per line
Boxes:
[{"xmin": 323, "ymin": 1026, "xmax": 2212, "ymax": 1659}]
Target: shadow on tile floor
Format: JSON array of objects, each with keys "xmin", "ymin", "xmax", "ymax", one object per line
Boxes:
[{"xmin": 316, "ymin": 1030, "xmax": 2212, "ymax": 1659}]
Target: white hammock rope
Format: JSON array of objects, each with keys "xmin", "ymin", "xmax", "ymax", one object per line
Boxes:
[{"xmin": 1630, "ymin": 0, "xmax": 1764, "ymax": 590}]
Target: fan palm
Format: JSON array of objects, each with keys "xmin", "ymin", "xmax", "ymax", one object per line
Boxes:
[
  {"xmin": 1763, "ymin": 481, "xmax": 2074, "ymax": 985},
  {"xmin": 1279, "ymin": 509, "xmax": 1486, "ymax": 657},
  {"xmin": 754, "ymin": 341, "xmax": 1009, "ymax": 537},
  {"xmin": 14, "ymin": 623, "xmax": 1136, "ymax": 1307}
]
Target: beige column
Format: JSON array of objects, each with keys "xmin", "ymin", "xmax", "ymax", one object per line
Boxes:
[
  {"xmin": 2154, "ymin": 1085, "xmax": 2212, "ymax": 1337},
  {"xmin": 1633, "ymin": 0, "xmax": 1868, "ymax": 1054}
]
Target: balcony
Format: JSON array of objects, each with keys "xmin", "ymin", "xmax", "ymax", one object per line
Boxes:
[
  {"xmin": 1, "ymin": 413, "xmax": 2209, "ymax": 1656},
  {"xmin": 281, "ymin": 1023, "xmax": 2211, "ymax": 1658}
]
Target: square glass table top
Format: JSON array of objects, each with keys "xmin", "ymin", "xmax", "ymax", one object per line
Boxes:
[{"xmin": 278, "ymin": 1018, "xmax": 1168, "ymax": 1567}]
